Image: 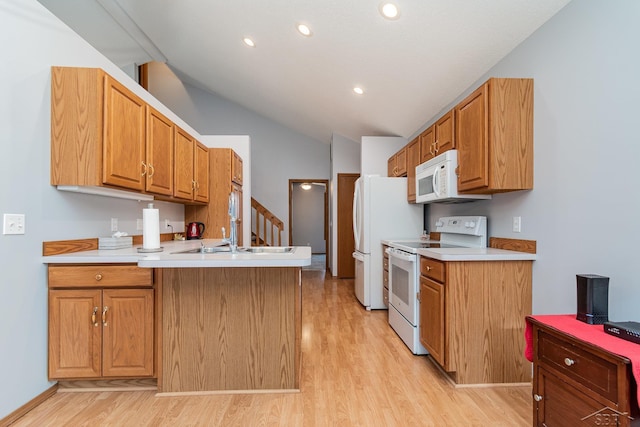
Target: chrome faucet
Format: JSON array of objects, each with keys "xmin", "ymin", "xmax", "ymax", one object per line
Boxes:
[{"xmin": 228, "ymin": 192, "xmax": 239, "ymax": 252}]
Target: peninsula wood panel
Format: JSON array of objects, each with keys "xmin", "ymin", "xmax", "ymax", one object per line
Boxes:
[{"xmin": 161, "ymin": 267, "xmax": 301, "ymax": 392}]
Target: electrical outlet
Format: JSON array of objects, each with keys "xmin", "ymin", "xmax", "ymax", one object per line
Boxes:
[
  {"xmin": 512, "ymin": 216, "xmax": 522, "ymax": 233},
  {"xmin": 3, "ymin": 213, "xmax": 25, "ymax": 235},
  {"xmin": 137, "ymin": 218, "xmax": 143, "ymax": 230},
  {"xmin": 111, "ymin": 218, "xmax": 118, "ymax": 232},
  {"xmin": 165, "ymin": 219, "xmax": 171, "ymax": 229}
]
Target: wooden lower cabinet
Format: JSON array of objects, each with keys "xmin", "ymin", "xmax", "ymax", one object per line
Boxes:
[
  {"xmin": 48, "ymin": 265, "xmax": 155, "ymax": 380},
  {"xmin": 418, "ymin": 257, "xmax": 532, "ymax": 384},
  {"xmin": 530, "ymin": 318, "xmax": 640, "ymax": 427}
]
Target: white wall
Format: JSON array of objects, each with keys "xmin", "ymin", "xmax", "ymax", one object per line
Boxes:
[
  {"xmin": 361, "ymin": 136, "xmax": 407, "ymax": 176},
  {"xmin": 147, "ymin": 62, "xmax": 330, "ymax": 245},
  {"xmin": 0, "ymin": 1, "xmax": 210, "ymax": 418},
  {"xmin": 422, "ymin": 0, "xmax": 640, "ymax": 319},
  {"xmin": 329, "ymin": 133, "xmax": 360, "ymax": 274}
]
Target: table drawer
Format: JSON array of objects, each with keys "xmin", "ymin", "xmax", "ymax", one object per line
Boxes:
[
  {"xmin": 420, "ymin": 257, "xmax": 445, "ymax": 282},
  {"xmin": 538, "ymin": 329, "xmax": 619, "ymax": 401},
  {"xmin": 48, "ymin": 265, "xmax": 152, "ymax": 288}
]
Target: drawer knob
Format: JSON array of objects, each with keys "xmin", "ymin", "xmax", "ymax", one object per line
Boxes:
[
  {"xmin": 426, "ymin": 266, "xmax": 432, "ymax": 271},
  {"xmin": 533, "ymin": 394, "xmax": 543, "ymax": 402},
  {"xmin": 564, "ymin": 357, "xmax": 575, "ymax": 366},
  {"xmin": 95, "ymin": 273, "xmax": 103, "ymax": 281}
]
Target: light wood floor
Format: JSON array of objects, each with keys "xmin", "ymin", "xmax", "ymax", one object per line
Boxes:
[{"xmin": 12, "ymin": 270, "xmax": 532, "ymax": 426}]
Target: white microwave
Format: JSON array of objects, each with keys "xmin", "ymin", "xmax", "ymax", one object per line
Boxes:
[{"xmin": 415, "ymin": 150, "xmax": 491, "ymax": 204}]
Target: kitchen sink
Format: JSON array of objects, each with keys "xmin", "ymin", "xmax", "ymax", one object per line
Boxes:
[
  {"xmin": 239, "ymin": 246, "xmax": 295, "ymax": 254},
  {"xmin": 171, "ymin": 246, "xmax": 231, "ymax": 254},
  {"xmin": 171, "ymin": 246, "xmax": 295, "ymax": 255}
]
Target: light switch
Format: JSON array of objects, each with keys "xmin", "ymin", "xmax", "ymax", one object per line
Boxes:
[
  {"xmin": 512, "ymin": 216, "xmax": 522, "ymax": 233},
  {"xmin": 3, "ymin": 214, "xmax": 25, "ymax": 235}
]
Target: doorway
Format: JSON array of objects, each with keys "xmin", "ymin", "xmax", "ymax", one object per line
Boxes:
[
  {"xmin": 336, "ymin": 173, "xmax": 359, "ymax": 278},
  {"xmin": 289, "ymin": 179, "xmax": 329, "ymax": 271}
]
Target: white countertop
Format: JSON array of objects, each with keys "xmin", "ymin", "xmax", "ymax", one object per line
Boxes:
[
  {"xmin": 382, "ymin": 238, "xmax": 536, "ymax": 261},
  {"xmin": 417, "ymin": 247, "xmax": 536, "ymax": 261},
  {"xmin": 42, "ymin": 239, "xmax": 312, "ymax": 268}
]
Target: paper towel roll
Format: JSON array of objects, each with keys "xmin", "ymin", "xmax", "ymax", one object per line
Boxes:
[{"xmin": 143, "ymin": 203, "xmax": 160, "ymax": 249}]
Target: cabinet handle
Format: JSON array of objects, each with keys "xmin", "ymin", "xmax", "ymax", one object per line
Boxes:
[
  {"xmin": 148, "ymin": 164, "xmax": 155, "ymax": 178},
  {"xmin": 533, "ymin": 394, "xmax": 543, "ymax": 402},
  {"xmin": 564, "ymin": 357, "xmax": 575, "ymax": 366},
  {"xmin": 141, "ymin": 161, "xmax": 147, "ymax": 176},
  {"xmin": 434, "ymin": 140, "xmax": 439, "ymax": 154},
  {"xmin": 416, "ymin": 292, "xmax": 421, "ymax": 302},
  {"xmin": 192, "ymin": 180, "xmax": 196, "ymax": 190},
  {"xmin": 425, "ymin": 265, "xmax": 432, "ymax": 271},
  {"xmin": 95, "ymin": 273, "xmax": 102, "ymax": 281},
  {"xmin": 91, "ymin": 307, "xmax": 99, "ymax": 327},
  {"xmin": 102, "ymin": 306, "xmax": 109, "ymax": 326}
]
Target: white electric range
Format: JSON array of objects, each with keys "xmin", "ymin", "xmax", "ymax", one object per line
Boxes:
[{"xmin": 383, "ymin": 216, "xmax": 487, "ymax": 354}]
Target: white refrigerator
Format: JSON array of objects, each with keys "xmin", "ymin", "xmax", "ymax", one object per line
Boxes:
[{"xmin": 352, "ymin": 175, "xmax": 423, "ymax": 309}]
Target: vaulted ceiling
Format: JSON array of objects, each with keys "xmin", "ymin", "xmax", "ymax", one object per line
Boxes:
[{"xmin": 38, "ymin": 0, "xmax": 571, "ymax": 142}]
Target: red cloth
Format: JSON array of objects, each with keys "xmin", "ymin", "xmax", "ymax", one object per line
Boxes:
[{"xmin": 526, "ymin": 314, "xmax": 640, "ymax": 407}]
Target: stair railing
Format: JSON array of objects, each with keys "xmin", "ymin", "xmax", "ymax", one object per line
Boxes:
[{"xmin": 251, "ymin": 197, "xmax": 283, "ymax": 247}]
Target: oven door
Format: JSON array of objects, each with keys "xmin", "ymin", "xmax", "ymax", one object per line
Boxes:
[{"xmin": 387, "ymin": 248, "xmax": 418, "ymax": 325}]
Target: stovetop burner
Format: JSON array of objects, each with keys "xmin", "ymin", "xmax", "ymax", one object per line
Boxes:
[{"xmin": 398, "ymin": 241, "xmax": 463, "ymax": 249}]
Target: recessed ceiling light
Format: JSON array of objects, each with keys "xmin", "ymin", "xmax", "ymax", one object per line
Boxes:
[
  {"xmin": 297, "ymin": 24, "xmax": 312, "ymax": 37},
  {"xmin": 243, "ymin": 37, "xmax": 255, "ymax": 47},
  {"xmin": 353, "ymin": 87, "xmax": 364, "ymax": 95},
  {"xmin": 379, "ymin": 2, "xmax": 400, "ymax": 20}
]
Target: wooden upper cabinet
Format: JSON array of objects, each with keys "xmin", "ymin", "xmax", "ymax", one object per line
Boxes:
[
  {"xmin": 388, "ymin": 147, "xmax": 408, "ymax": 177},
  {"xmin": 419, "ymin": 125, "xmax": 435, "ymax": 163},
  {"xmin": 174, "ymin": 129, "xmax": 209, "ymax": 203},
  {"xmin": 455, "ymin": 78, "xmax": 533, "ymax": 194},
  {"xmin": 51, "ymin": 66, "xmax": 205, "ymax": 203},
  {"xmin": 145, "ymin": 106, "xmax": 174, "ymax": 196},
  {"xmin": 194, "ymin": 141, "xmax": 210, "ymax": 203},
  {"xmin": 102, "ymin": 75, "xmax": 147, "ymax": 191},
  {"xmin": 185, "ymin": 148, "xmax": 243, "ymax": 243},
  {"xmin": 173, "ymin": 127, "xmax": 195, "ymax": 200},
  {"xmin": 232, "ymin": 151, "xmax": 243, "ymax": 185},
  {"xmin": 418, "ymin": 109, "xmax": 455, "ymax": 164},
  {"xmin": 406, "ymin": 138, "xmax": 421, "ymax": 202},
  {"xmin": 434, "ymin": 110, "xmax": 455, "ymax": 155}
]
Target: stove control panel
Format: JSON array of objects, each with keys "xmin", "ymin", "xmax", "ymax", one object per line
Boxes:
[{"xmin": 434, "ymin": 216, "xmax": 487, "ymax": 236}]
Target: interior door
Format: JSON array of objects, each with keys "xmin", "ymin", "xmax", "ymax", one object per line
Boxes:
[{"xmin": 337, "ymin": 173, "xmax": 359, "ymax": 278}]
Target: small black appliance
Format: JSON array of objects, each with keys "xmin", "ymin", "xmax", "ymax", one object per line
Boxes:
[{"xmin": 576, "ymin": 274, "xmax": 609, "ymax": 325}]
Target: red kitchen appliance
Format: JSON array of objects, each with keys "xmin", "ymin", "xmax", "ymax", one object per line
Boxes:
[{"xmin": 186, "ymin": 222, "xmax": 205, "ymax": 240}]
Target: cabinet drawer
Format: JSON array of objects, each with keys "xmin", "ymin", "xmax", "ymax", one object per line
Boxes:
[
  {"xmin": 538, "ymin": 330, "xmax": 619, "ymax": 402},
  {"xmin": 383, "ymin": 270, "xmax": 389, "ymax": 289},
  {"xmin": 383, "ymin": 257, "xmax": 389, "ymax": 271},
  {"xmin": 420, "ymin": 257, "xmax": 445, "ymax": 282},
  {"xmin": 49, "ymin": 265, "xmax": 152, "ymax": 288}
]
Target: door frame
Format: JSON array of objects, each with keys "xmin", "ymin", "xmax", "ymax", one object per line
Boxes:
[{"xmin": 288, "ymin": 179, "xmax": 329, "ymax": 270}]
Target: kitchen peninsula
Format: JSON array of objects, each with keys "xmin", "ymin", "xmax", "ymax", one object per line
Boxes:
[{"xmin": 42, "ymin": 240, "xmax": 311, "ymax": 394}]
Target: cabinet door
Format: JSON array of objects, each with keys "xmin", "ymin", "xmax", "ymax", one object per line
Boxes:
[
  {"xmin": 434, "ymin": 109, "xmax": 455, "ymax": 155},
  {"xmin": 419, "ymin": 126, "xmax": 435, "ymax": 163},
  {"xmin": 455, "ymin": 83, "xmax": 489, "ymax": 192},
  {"xmin": 102, "ymin": 289, "xmax": 154, "ymax": 377},
  {"xmin": 174, "ymin": 127, "xmax": 195, "ymax": 200},
  {"xmin": 232, "ymin": 183, "xmax": 243, "ymax": 246},
  {"xmin": 387, "ymin": 154, "xmax": 396, "ymax": 177},
  {"xmin": 395, "ymin": 147, "xmax": 407, "ymax": 176},
  {"xmin": 103, "ymin": 75, "xmax": 146, "ymax": 191},
  {"xmin": 535, "ymin": 366, "xmax": 609, "ymax": 427},
  {"xmin": 49, "ymin": 289, "xmax": 102, "ymax": 379},
  {"xmin": 232, "ymin": 151, "xmax": 243, "ymax": 185},
  {"xmin": 406, "ymin": 138, "xmax": 421, "ymax": 202},
  {"xmin": 194, "ymin": 141, "xmax": 209, "ymax": 203},
  {"xmin": 419, "ymin": 277, "xmax": 446, "ymax": 367},
  {"xmin": 146, "ymin": 106, "xmax": 174, "ymax": 196}
]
